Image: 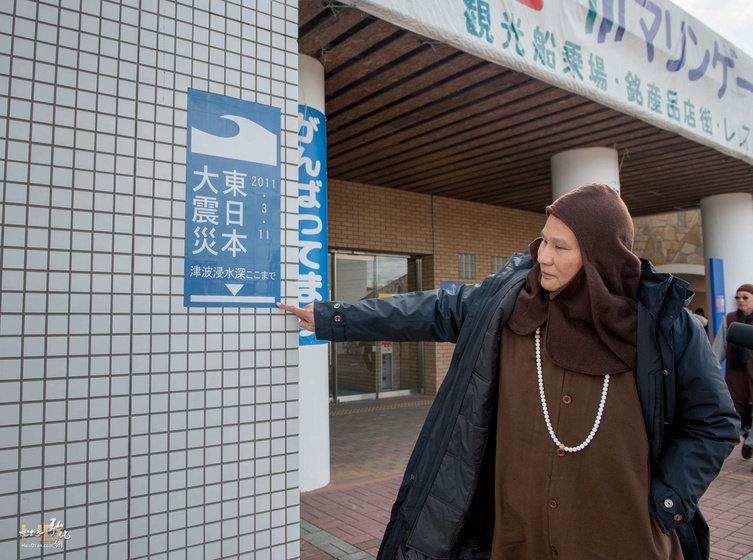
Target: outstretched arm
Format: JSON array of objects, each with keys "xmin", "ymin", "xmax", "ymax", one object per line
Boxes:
[
  {"xmin": 276, "ymin": 302, "xmax": 315, "ymax": 332},
  {"xmin": 276, "ymin": 284, "xmax": 483, "ymax": 344}
]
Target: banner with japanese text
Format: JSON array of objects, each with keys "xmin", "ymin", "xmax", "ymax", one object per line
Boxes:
[
  {"xmin": 349, "ymin": 0, "xmax": 753, "ymax": 164},
  {"xmin": 184, "ymin": 89, "xmax": 281, "ymax": 307},
  {"xmin": 297, "ymin": 105, "xmax": 329, "ymax": 345}
]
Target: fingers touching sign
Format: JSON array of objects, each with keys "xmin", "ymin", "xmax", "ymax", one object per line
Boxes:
[{"xmin": 276, "ymin": 302, "xmax": 316, "ymax": 332}]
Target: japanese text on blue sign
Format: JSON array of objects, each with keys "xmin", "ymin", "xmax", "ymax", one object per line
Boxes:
[
  {"xmin": 298, "ymin": 105, "xmax": 329, "ymax": 344},
  {"xmin": 185, "ymin": 89, "xmax": 281, "ymax": 307}
]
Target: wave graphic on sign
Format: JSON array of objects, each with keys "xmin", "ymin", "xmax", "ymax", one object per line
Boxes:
[{"xmin": 191, "ymin": 115, "xmax": 278, "ymax": 165}]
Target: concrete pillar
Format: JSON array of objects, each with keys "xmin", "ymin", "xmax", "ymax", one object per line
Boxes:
[
  {"xmin": 701, "ymin": 192, "xmax": 753, "ymax": 325},
  {"xmin": 550, "ymin": 147, "xmax": 621, "ymax": 199},
  {"xmin": 298, "ymin": 54, "xmax": 330, "ymax": 491}
]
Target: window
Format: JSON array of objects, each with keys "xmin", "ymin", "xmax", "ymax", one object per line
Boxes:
[
  {"xmin": 491, "ymin": 255, "xmax": 508, "ymax": 273},
  {"xmin": 458, "ymin": 253, "xmax": 476, "ymax": 279}
]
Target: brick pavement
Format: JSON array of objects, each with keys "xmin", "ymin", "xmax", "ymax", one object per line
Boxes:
[
  {"xmin": 301, "ymin": 396, "xmax": 753, "ymax": 560},
  {"xmin": 326, "ymin": 397, "xmax": 433, "ymax": 487}
]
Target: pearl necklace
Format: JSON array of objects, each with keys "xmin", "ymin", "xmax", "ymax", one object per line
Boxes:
[{"xmin": 535, "ymin": 327, "xmax": 609, "ymax": 453}]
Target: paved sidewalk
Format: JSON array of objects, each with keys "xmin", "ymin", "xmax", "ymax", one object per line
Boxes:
[{"xmin": 301, "ymin": 396, "xmax": 753, "ymax": 560}]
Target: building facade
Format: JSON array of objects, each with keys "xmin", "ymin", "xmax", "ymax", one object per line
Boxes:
[
  {"xmin": 3, "ymin": 1, "xmax": 753, "ymax": 559},
  {"xmin": 1, "ymin": 1, "xmax": 301, "ymax": 558}
]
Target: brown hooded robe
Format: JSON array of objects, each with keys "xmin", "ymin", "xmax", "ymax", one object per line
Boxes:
[{"xmin": 491, "ymin": 184, "xmax": 682, "ymax": 559}]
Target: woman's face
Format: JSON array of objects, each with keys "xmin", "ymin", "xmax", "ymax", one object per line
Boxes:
[
  {"xmin": 736, "ymin": 291, "xmax": 753, "ymax": 315},
  {"xmin": 537, "ymin": 215, "xmax": 583, "ymax": 293}
]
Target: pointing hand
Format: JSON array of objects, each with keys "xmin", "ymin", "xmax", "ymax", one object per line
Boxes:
[{"xmin": 276, "ymin": 302, "xmax": 316, "ymax": 332}]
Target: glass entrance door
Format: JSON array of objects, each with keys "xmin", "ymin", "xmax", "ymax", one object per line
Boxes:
[{"xmin": 330, "ymin": 253, "xmax": 423, "ymax": 401}]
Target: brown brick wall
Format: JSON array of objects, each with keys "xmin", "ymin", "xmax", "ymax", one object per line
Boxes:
[
  {"xmin": 328, "ymin": 179, "xmax": 435, "ymax": 255},
  {"xmin": 328, "ymin": 179, "xmax": 546, "ymax": 395}
]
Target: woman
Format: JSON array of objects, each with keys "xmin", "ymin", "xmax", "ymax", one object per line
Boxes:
[{"xmin": 713, "ymin": 284, "xmax": 753, "ymax": 460}]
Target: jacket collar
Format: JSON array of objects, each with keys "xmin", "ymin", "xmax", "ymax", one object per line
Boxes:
[{"xmin": 638, "ymin": 258, "xmax": 693, "ymax": 321}]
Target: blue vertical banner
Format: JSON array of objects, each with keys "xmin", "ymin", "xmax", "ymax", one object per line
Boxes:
[
  {"xmin": 297, "ymin": 105, "xmax": 329, "ymax": 345},
  {"xmin": 709, "ymin": 258, "xmax": 726, "ymax": 337},
  {"xmin": 184, "ymin": 89, "xmax": 281, "ymax": 307}
]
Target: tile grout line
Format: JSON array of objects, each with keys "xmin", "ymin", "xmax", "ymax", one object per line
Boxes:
[{"xmin": 301, "ymin": 519, "xmax": 377, "ymax": 560}]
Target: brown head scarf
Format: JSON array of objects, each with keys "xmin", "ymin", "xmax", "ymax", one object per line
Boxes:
[
  {"xmin": 508, "ymin": 183, "xmax": 642, "ymax": 374},
  {"xmin": 738, "ymin": 284, "xmax": 753, "ymax": 296}
]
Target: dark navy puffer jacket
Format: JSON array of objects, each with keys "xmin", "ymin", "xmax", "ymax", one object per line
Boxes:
[{"xmin": 314, "ymin": 251, "xmax": 739, "ymax": 560}]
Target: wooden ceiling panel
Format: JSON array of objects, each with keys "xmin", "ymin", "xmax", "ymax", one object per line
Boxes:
[
  {"xmin": 348, "ymin": 92, "xmax": 580, "ymax": 177},
  {"xmin": 323, "ymin": 24, "xmax": 412, "ymax": 91},
  {"xmin": 298, "ymin": 5, "xmax": 371, "ymax": 54},
  {"xmin": 347, "ymin": 108, "xmax": 633, "ymax": 188},
  {"xmin": 328, "ymin": 85, "xmax": 583, "ymax": 167},
  {"xmin": 299, "ymin": 0, "xmax": 753, "ymax": 217},
  {"xmin": 326, "ymin": 44, "xmax": 463, "ymax": 116},
  {"xmin": 327, "ymin": 60, "xmax": 509, "ymax": 146},
  {"xmin": 298, "ymin": 0, "xmax": 330, "ymax": 29}
]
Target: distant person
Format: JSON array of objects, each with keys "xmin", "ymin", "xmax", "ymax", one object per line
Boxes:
[
  {"xmin": 693, "ymin": 307, "xmax": 709, "ymax": 328},
  {"xmin": 279, "ymin": 184, "xmax": 738, "ymax": 560},
  {"xmin": 713, "ymin": 284, "xmax": 753, "ymax": 461}
]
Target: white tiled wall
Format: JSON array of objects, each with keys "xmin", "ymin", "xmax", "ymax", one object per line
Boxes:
[{"xmin": 0, "ymin": 1, "xmax": 301, "ymax": 558}]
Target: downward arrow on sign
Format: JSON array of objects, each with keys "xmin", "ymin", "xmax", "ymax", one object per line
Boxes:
[{"xmin": 226, "ymin": 284, "xmax": 244, "ymax": 296}]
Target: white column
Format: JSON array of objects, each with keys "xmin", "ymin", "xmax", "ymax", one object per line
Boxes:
[
  {"xmin": 298, "ymin": 54, "xmax": 330, "ymax": 492},
  {"xmin": 701, "ymin": 193, "xmax": 753, "ymax": 316},
  {"xmin": 300, "ymin": 54, "xmax": 326, "ymax": 118},
  {"xmin": 550, "ymin": 147, "xmax": 621, "ymax": 199}
]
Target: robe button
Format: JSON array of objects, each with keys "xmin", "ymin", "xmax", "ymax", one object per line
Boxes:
[
  {"xmin": 556, "ymin": 449, "xmax": 566, "ymax": 457},
  {"xmin": 562, "ymin": 395, "xmax": 572, "ymax": 404},
  {"xmin": 549, "ymin": 500, "xmax": 558, "ymax": 509},
  {"xmin": 663, "ymin": 499, "xmax": 674, "ymax": 509},
  {"xmin": 334, "ymin": 315, "xmax": 342, "ymax": 322},
  {"xmin": 674, "ymin": 514, "xmax": 683, "ymax": 522},
  {"xmin": 334, "ymin": 303, "xmax": 341, "ymax": 309}
]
